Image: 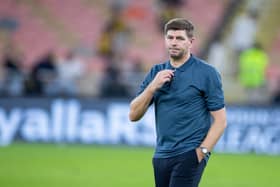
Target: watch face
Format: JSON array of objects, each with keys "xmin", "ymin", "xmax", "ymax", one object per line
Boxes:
[{"xmin": 201, "ymin": 148, "xmax": 208, "ymax": 154}]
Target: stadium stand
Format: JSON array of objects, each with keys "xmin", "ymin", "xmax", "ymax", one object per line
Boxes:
[
  {"xmin": 0, "ymin": 0, "xmax": 59, "ymax": 68},
  {"xmin": 0, "ymin": 0, "xmax": 279, "ymax": 101}
]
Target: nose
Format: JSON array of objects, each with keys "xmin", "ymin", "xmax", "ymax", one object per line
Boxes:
[{"xmin": 170, "ymin": 38, "xmax": 178, "ymax": 46}]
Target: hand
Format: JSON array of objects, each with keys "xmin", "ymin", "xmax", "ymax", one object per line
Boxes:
[
  {"xmin": 150, "ymin": 70, "xmax": 175, "ymax": 91},
  {"xmin": 195, "ymin": 148, "xmax": 204, "ymax": 163}
]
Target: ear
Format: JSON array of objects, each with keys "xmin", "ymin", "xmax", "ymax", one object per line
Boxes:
[{"xmin": 190, "ymin": 37, "xmax": 195, "ymax": 43}]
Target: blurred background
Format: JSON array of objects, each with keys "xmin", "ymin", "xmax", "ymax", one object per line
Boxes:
[
  {"xmin": 0, "ymin": 0, "xmax": 279, "ymax": 102},
  {"xmin": 0, "ymin": 0, "xmax": 280, "ymax": 187}
]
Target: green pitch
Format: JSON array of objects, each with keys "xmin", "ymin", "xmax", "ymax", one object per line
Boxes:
[{"xmin": 0, "ymin": 143, "xmax": 279, "ymax": 187}]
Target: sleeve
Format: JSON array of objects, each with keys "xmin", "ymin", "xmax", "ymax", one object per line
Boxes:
[
  {"xmin": 136, "ymin": 66, "xmax": 157, "ymax": 105},
  {"xmin": 204, "ymin": 68, "xmax": 225, "ymax": 111}
]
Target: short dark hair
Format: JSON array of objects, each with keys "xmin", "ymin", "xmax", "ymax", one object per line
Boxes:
[{"xmin": 164, "ymin": 18, "xmax": 194, "ymax": 38}]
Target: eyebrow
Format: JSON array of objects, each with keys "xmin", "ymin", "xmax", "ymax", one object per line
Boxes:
[{"xmin": 166, "ymin": 35, "xmax": 186, "ymax": 39}]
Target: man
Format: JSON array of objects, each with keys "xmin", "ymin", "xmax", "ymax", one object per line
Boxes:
[
  {"xmin": 129, "ymin": 18, "xmax": 227, "ymax": 187},
  {"xmin": 238, "ymin": 42, "xmax": 268, "ymax": 103}
]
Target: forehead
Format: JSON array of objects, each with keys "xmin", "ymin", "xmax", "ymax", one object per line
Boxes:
[{"xmin": 166, "ymin": 30, "xmax": 187, "ymax": 37}]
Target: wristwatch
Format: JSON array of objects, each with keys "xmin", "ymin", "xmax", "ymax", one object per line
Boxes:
[{"xmin": 199, "ymin": 147, "xmax": 209, "ymax": 155}]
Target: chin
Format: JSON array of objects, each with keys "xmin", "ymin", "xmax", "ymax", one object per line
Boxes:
[{"xmin": 170, "ymin": 54, "xmax": 182, "ymax": 60}]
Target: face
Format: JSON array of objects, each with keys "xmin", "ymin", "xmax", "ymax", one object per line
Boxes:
[{"xmin": 165, "ymin": 30, "xmax": 194, "ymax": 60}]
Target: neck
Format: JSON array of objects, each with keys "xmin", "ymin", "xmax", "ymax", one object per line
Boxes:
[{"xmin": 170, "ymin": 52, "xmax": 191, "ymax": 68}]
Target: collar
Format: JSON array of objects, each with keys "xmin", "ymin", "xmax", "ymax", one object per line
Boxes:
[{"xmin": 166, "ymin": 54, "xmax": 194, "ymax": 72}]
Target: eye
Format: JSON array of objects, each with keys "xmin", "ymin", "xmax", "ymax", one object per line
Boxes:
[
  {"xmin": 167, "ymin": 35, "xmax": 173, "ymax": 40},
  {"xmin": 176, "ymin": 37, "xmax": 185, "ymax": 40}
]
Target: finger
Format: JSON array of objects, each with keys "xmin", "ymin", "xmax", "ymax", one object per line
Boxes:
[
  {"xmin": 166, "ymin": 72, "xmax": 174, "ymax": 79},
  {"xmin": 163, "ymin": 77, "xmax": 172, "ymax": 83},
  {"xmin": 164, "ymin": 69, "xmax": 175, "ymax": 74},
  {"xmin": 166, "ymin": 70, "xmax": 175, "ymax": 76},
  {"xmin": 160, "ymin": 69, "xmax": 174, "ymax": 75},
  {"xmin": 162, "ymin": 75, "xmax": 172, "ymax": 81}
]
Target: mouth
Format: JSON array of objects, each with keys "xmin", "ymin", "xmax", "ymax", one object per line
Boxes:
[
  {"xmin": 169, "ymin": 48, "xmax": 180, "ymax": 55},
  {"xmin": 170, "ymin": 48, "xmax": 180, "ymax": 50},
  {"xmin": 169, "ymin": 48, "xmax": 180, "ymax": 52}
]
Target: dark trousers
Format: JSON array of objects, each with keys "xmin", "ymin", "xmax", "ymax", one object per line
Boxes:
[{"xmin": 152, "ymin": 149, "xmax": 207, "ymax": 187}]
